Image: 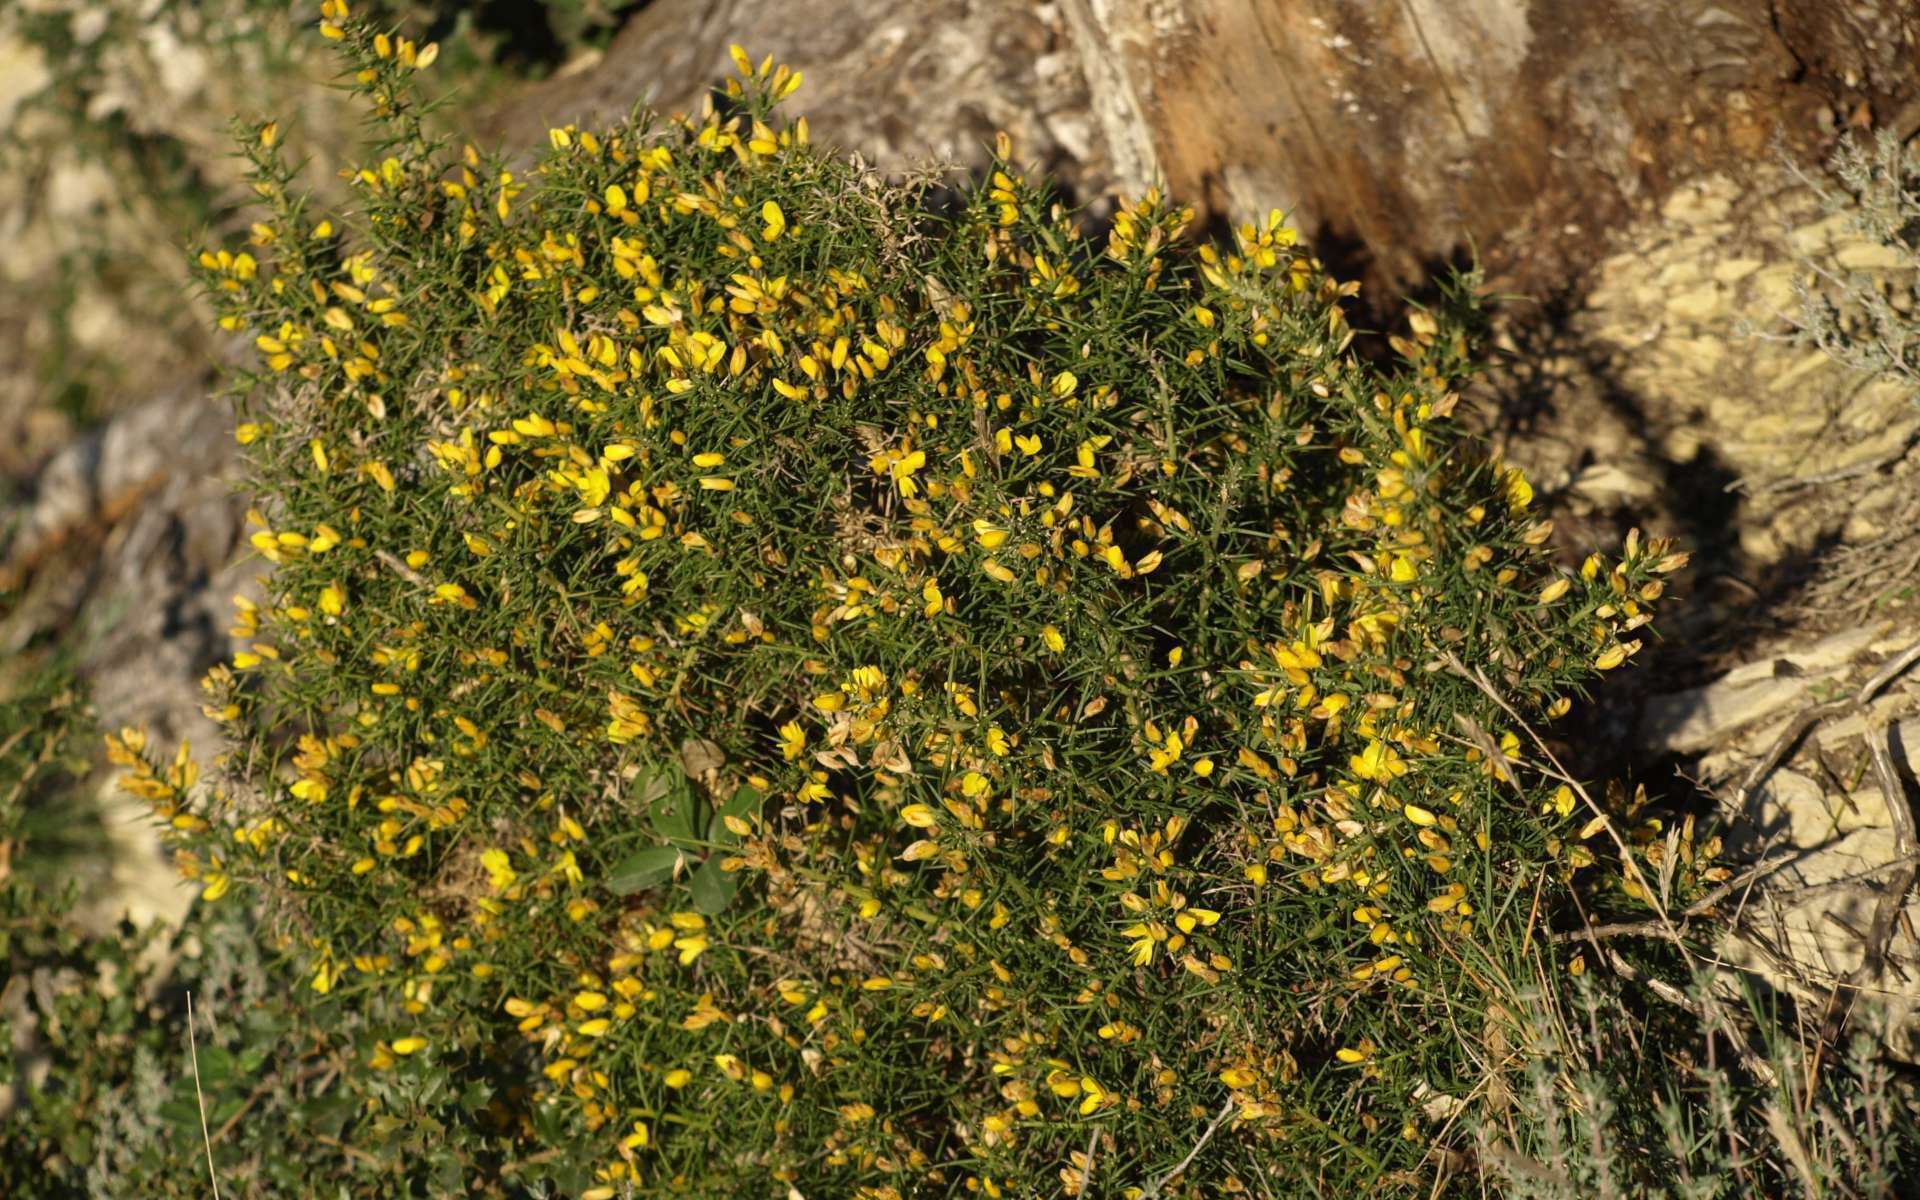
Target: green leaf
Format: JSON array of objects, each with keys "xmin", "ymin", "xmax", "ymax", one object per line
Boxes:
[
  {"xmin": 632, "ymin": 763, "xmax": 676, "ymax": 808},
  {"xmin": 642, "ymin": 764, "xmax": 699, "ymax": 844},
  {"xmin": 210, "ymin": 1094, "xmax": 247, "ymax": 1129},
  {"xmin": 458, "ymin": 1079, "xmax": 495, "ymax": 1114},
  {"xmin": 689, "ymin": 855, "xmax": 739, "ymax": 915},
  {"xmin": 604, "ymin": 844, "xmax": 684, "ymax": 895},
  {"xmin": 714, "ymin": 783, "xmax": 762, "ymax": 845},
  {"xmin": 193, "ymin": 1043, "xmax": 235, "ymax": 1085},
  {"xmin": 159, "ymin": 1098, "xmax": 202, "ymax": 1130},
  {"xmin": 299, "ymin": 1092, "xmax": 355, "ymax": 1139}
]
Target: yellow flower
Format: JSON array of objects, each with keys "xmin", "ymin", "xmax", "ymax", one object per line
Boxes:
[
  {"xmin": 1077, "ymin": 1077, "xmax": 1109, "ymax": 1115},
  {"xmin": 1350, "ymin": 739, "xmax": 1407, "ymax": 783},
  {"xmin": 1146, "ymin": 730, "xmax": 1183, "ymax": 773},
  {"xmin": 318, "ymin": 581, "xmax": 347, "ymax": 617},
  {"xmin": 621, "ymin": 1118, "xmax": 651, "ymax": 1149},
  {"xmin": 1123, "ymin": 924, "xmax": 1157, "ymax": 965},
  {"xmin": 973, "ymin": 519, "xmax": 1008, "ymax": 549},
  {"xmin": 1505, "ymin": 466, "xmax": 1534, "ymax": 512},
  {"xmin": 480, "ymin": 848, "xmax": 517, "ymax": 889}
]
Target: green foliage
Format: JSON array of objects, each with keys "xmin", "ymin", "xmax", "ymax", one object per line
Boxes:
[
  {"xmin": 1780, "ymin": 129, "xmax": 1920, "ymax": 399},
  {"xmin": 98, "ymin": 11, "xmax": 1857, "ymax": 1199},
  {"xmin": 1480, "ymin": 977, "xmax": 1917, "ymax": 1200},
  {"xmin": 0, "ymin": 0, "xmax": 604, "ymax": 440},
  {"xmin": 0, "ymin": 664, "xmax": 516, "ymax": 1197}
]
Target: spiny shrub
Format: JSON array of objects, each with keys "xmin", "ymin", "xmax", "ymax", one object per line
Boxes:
[
  {"xmin": 115, "ymin": 5, "xmax": 1694, "ymax": 1195},
  {"xmin": 0, "ymin": 664, "xmax": 473, "ymax": 1198}
]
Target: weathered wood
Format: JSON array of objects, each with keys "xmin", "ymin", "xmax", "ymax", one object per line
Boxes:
[{"xmin": 488, "ymin": 1, "xmax": 1918, "ymax": 293}]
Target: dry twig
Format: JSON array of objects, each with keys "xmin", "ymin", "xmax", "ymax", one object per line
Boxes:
[
  {"xmin": 1137, "ymin": 1100, "xmax": 1236, "ymax": 1199},
  {"xmin": 374, "ymin": 548, "xmax": 428, "ymax": 587},
  {"xmin": 186, "ymin": 991, "xmax": 222, "ymax": 1200},
  {"xmin": 1709, "ymin": 637, "xmax": 1920, "ymax": 1049},
  {"xmin": 1744, "ymin": 429, "xmax": 1920, "ymax": 494},
  {"xmin": 1438, "ymin": 650, "xmax": 1781, "ymax": 1085},
  {"xmin": 1815, "ymin": 722, "xmax": 1919, "ymax": 1045},
  {"xmin": 1547, "ymin": 849, "xmax": 1805, "ymax": 945}
]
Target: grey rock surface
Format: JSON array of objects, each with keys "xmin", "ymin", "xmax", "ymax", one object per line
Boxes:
[
  {"xmin": 3, "ymin": 381, "xmax": 247, "ymax": 930},
  {"xmin": 488, "ymin": 1, "xmax": 1919, "ymax": 296},
  {"xmin": 485, "ymin": 0, "xmax": 1116, "ymax": 202}
]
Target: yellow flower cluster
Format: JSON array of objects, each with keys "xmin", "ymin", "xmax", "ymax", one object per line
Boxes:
[{"xmin": 125, "ymin": 10, "xmax": 1699, "ymax": 1194}]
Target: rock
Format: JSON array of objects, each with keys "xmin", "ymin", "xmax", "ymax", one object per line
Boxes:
[
  {"xmin": 1640, "ymin": 627, "xmax": 1890, "ymax": 754},
  {"xmin": 1568, "ymin": 462, "xmax": 1659, "ymax": 504},
  {"xmin": 1730, "ymin": 767, "xmax": 1826, "ymax": 847},
  {"xmin": 1665, "ymin": 282, "xmax": 1728, "ymax": 323},
  {"xmin": 1642, "ymin": 675, "xmax": 1814, "ymax": 754},
  {"xmin": 1656, "ymin": 260, "xmax": 1706, "ymax": 290},
  {"xmin": 1818, "ymin": 697, "xmax": 1920, "ymax": 750},
  {"xmin": 1718, "ymin": 626, "xmax": 1886, "ymax": 687},
  {"xmin": 485, "ymin": 0, "xmax": 1116, "ymax": 204},
  {"xmin": 1663, "ymin": 182, "xmax": 1736, "ymax": 226},
  {"xmin": 1, "ymin": 381, "xmax": 248, "ymax": 933},
  {"xmin": 1788, "ymin": 212, "xmax": 1856, "ymax": 256},
  {"xmin": 1749, "ymin": 263, "xmax": 1804, "ymax": 313},
  {"xmin": 1670, "ymin": 335, "xmax": 1727, "ymax": 373},
  {"xmin": 0, "ymin": 33, "xmax": 49, "ymax": 130},
  {"xmin": 1834, "ymin": 240, "xmax": 1912, "ymax": 271},
  {"xmin": 485, "ymin": 0, "xmax": 1920, "ymax": 297},
  {"xmin": 1715, "ymin": 718, "xmax": 1920, "ymax": 1062},
  {"xmin": 1766, "ymin": 348, "xmax": 1840, "ymax": 393}
]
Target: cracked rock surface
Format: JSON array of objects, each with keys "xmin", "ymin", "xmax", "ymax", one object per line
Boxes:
[{"xmin": 2, "ymin": 383, "xmax": 246, "ymax": 932}]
